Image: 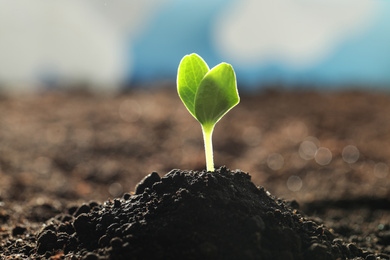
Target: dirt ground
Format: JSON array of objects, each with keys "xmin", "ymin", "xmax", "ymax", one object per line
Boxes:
[{"xmin": 0, "ymin": 86, "xmax": 389, "ymax": 259}]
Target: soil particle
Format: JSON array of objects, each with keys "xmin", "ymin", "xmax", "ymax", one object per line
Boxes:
[
  {"xmin": 135, "ymin": 171, "xmax": 161, "ymax": 195},
  {"xmin": 36, "ymin": 229, "xmax": 57, "ymax": 254},
  {"xmin": 12, "ymin": 226, "xmax": 27, "ymax": 236},
  {"xmin": 74, "ymin": 204, "xmax": 92, "ymax": 217}
]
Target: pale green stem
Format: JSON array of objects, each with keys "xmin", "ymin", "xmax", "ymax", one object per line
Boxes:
[{"xmin": 201, "ymin": 123, "xmax": 215, "ymax": 172}]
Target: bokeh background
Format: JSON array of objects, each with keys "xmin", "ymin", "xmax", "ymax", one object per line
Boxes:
[
  {"xmin": 0, "ymin": 0, "xmax": 389, "ymax": 205},
  {"xmin": 1, "ymin": 0, "xmax": 390, "ymax": 92}
]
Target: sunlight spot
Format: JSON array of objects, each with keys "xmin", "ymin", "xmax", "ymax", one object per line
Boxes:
[
  {"xmin": 267, "ymin": 153, "xmax": 284, "ymax": 170},
  {"xmin": 315, "ymin": 147, "xmax": 332, "ymax": 166},
  {"xmin": 299, "ymin": 140, "xmax": 317, "ymax": 160},
  {"xmin": 109, "ymin": 182, "xmax": 123, "ymax": 197},
  {"xmin": 287, "ymin": 175, "xmax": 302, "ymax": 192},
  {"xmin": 342, "ymin": 145, "xmax": 359, "ymax": 164},
  {"xmin": 374, "ymin": 162, "xmax": 389, "ymax": 178}
]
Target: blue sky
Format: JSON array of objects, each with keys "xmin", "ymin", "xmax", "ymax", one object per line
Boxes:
[
  {"xmin": 0, "ymin": 0, "xmax": 389, "ymax": 92},
  {"xmin": 130, "ymin": 0, "xmax": 390, "ymax": 90}
]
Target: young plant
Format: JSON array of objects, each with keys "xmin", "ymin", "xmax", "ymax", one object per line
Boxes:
[{"xmin": 177, "ymin": 53, "xmax": 240, "ymax": 172}]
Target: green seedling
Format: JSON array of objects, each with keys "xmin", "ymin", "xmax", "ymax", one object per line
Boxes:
[{"xmin": 177, "ymin": 53, "xmax": 240, "ymax": 172}]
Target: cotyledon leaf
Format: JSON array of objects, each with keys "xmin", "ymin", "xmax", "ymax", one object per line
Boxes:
[
  {"xmin": 194, "ymin": 62, "xmax": 239, "ymax": 126},
  {"xmin": 177, "ymin": 53, "xmax": 209, "ymax": 118}
]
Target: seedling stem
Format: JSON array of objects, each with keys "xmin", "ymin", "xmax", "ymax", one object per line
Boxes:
[{"xmin": 202, "ymin": 124, "xmax": 214, "ymax": 172}]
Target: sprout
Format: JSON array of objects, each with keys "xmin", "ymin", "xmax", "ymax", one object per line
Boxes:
[{"xmin": 177, "ymin": 53, "xmax": 240, "ymax": 172}]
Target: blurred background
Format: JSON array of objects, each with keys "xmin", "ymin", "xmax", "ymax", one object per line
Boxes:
[
  {"xmin": 1, "ymin": 0, "xmax": 390, "ymax": 93},
  {"xmin": 0, "ymin": 0, "xmax": 389, "ymax": 207}
]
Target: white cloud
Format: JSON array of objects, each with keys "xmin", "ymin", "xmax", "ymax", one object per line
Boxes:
[
  {"xmin": 213, "ymin": 0, "xmax": 378, "ymax": 68},
  {"xmin": 0, "ymin": 0, "xmax": 168, "ymax": 92},
  {"xmin": 85, "ymin": 0, "xmax": 170, "ymax": 36}
]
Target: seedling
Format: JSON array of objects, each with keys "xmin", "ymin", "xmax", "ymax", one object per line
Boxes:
[{"xmin": 177, "ymin": 53, "xmax": 240, "ymax": 172}]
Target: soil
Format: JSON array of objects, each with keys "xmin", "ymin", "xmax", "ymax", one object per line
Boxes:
[{"xmin": 0, "ymin": 86, "xmax": 389, "ymax": 259}]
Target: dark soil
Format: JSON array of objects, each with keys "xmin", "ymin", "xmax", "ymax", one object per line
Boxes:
[{"xmin": 0, "ymin": 87, "xmax": 389, "ymax": 259}]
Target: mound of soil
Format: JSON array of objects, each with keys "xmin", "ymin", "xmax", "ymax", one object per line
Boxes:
[{"xmin": 1, "ymin": 167, "xmax": 381, "ymax": 260}]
